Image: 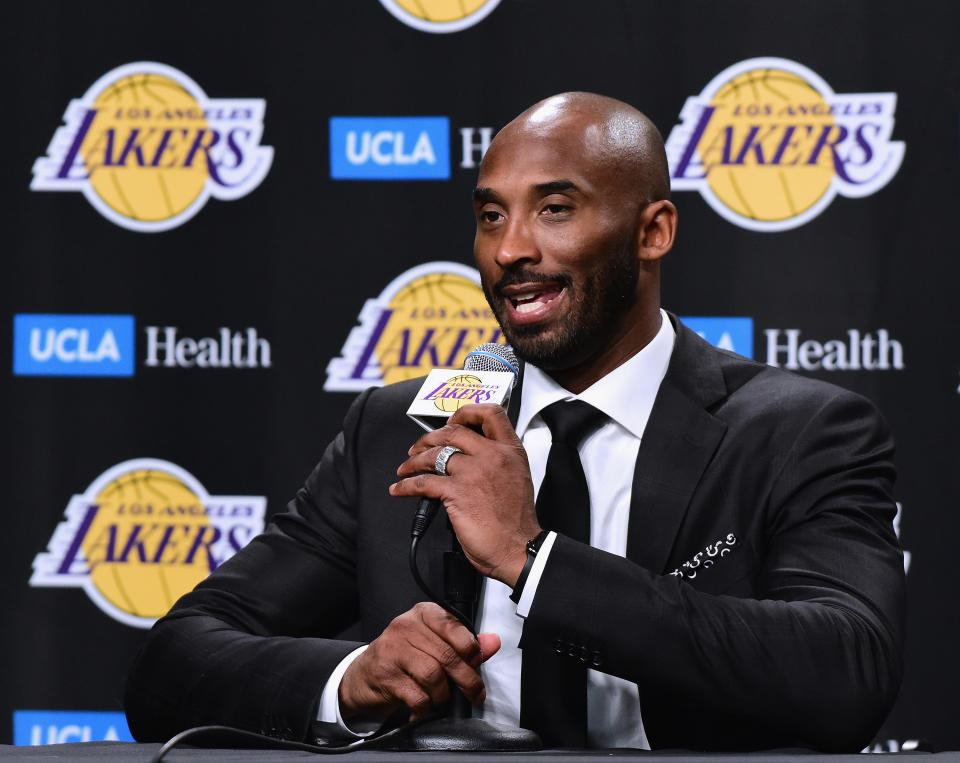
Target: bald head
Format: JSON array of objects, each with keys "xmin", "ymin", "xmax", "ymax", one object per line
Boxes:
[{"xmin": 489, "ymin": 92, "xmax": 670, "ymax": 203}]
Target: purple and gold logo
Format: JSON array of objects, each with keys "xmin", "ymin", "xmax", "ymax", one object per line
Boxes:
[
  {"xmin": 422, "ymin": 374, "xmax": 498, "ymax": 411},
  {"xmin": 31, "ymin": 62, "xmax": 273, "ymax": 233},
  {"xmin": 30, "ymin": 459, "xmax": 265, "ymax": 628},
  {"xmin": 325, "ymin": 262, "xmax": 505, "ymax": 391},
  {"xmin": 665, "ymin": 57, "xmax": 903, "ymax": 232}
]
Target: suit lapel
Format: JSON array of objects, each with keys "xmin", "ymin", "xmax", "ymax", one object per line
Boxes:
[
  {"xmin": 509, "ymin": 323, "xmax": 730, "ymax": 574},
  {"xmin": 626, "ymin": 317, "xmax": 729, "ymax": 574}
]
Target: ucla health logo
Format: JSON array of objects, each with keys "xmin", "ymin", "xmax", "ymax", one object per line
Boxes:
[
  {"xmin": 330, "ymin": 117, "xmax": 450, "ymax": 180},
  {"xmin": 378, "ymin": 0, "xmax": 501, "ymax": 33},
  {"xmin": 666, "ymin": 58, "xmax": 904, "ymax": 231},
  {"xmin": 680, "ymin": 316, "xmax": 754, "ymax": 359},
  {"xmin": 14, "ymin": 711, "xmax": 133, "ymax": 746},
  {"xmin": 31, "ymin": 459, "xmax": 265, "ymax": 628},
  {"xmin": 31, "ymin": 62, "xmax": 273, "ymax": 232},
  {"xmin": 326, "ymin": 262, "xmax": 503, "ymax": 391},
  {"xmin": 14, "ymin": 314, "xmax": 134, "ymax": 377}
]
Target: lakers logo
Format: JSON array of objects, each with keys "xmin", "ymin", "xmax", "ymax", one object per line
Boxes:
[
  {"xmin": 325, "ymin": 261, "xmax": 504, "ymax": 391},
  {"xmin": 30, "ymin": 459, "xmax": 265, "ymax": 628},
  {"xmin": 31, "ymin": 62, "xmax": 273, "ymax": 233},
  {"xmin": 665, "ymin": 58, "xmax": 904, "ymax": 232},
  {"xmin": 424, "ymin": 374, "xmax": 497, "ymax": 411},
  {"xmin": 378, "ymin": 0, "xmax": 501, "ymax": 33}
]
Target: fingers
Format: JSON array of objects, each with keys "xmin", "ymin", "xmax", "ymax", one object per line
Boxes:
[
  {"xmin": 407, "ymin": 421, "xmax": 485, "ymax": 457},
  {"xmin": 339, "ymin": 603, "xmax": 491, "ymax": 723},
  {"xmin": 411, "ymin": 606, "xmax": 498, "ymax": 707},
  {"xmin": 407, "ymin": 404, "xmax": 518, "ymax": 456},
  {"xmin": 389, "ymin": 470, "xmax": 445, "ymax": 499},
  {"xmin": 397, "ymin": 444, "xmax": 463, "ymax": 479},
  {"xmin": 412, "ymin": 613, "xmax": 486, "ymax": 707},
  {"xmin": 447, "ymin": 404, "xmax": 517, "ymax": 440},
  {"xmin": 399, "ymin": 405, "xmax": 520, "ymax": 477},
  {"xmin": 418, "ymin": 601, "xmax": 480, "ymax": 659},
  {"xmin": 341, "ymin": 643, "xmax": 443, "ymax": 723},
  {"xmin": 477, "ymin": 632, "xmax": 502, "ymax": 662}
]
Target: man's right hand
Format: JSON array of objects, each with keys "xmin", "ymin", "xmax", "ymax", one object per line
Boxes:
[{"xmin": 338, "ymin": 602, "xmax": 501, "ymax": 723}]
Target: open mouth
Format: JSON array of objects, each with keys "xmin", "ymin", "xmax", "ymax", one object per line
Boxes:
[{"xmin": 503, "ymin": 283, "xmax": 566, "ymax": 318}]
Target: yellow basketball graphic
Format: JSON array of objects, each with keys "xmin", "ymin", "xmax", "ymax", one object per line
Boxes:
[
  {"xmin": 666, "ymin": 57, "xmax": 904, "ymax": 232},
  {"xmin": 326, "ymin": 262, "xmax": 507, "ymax": 391},
  {"xmin": 376, "ymin": 271, "xmax": 500, "ymax": 385},
  {"xmin": 80, "ymin": 73, "xmax": 209, "ymax": 223},
  {"xmin": 31, "ymin": 458, "xmax": 266, "ymax": 628},
  {"xmin": 379, "ymin": 0, "xmax": 501, "ymax": 32},
  {"xmin": 392, "ymin": 0, "xmax": 491, "ymax": 22},
  {"xmin": 31, "ymin": 62, "xmax": 273, "ymax": 232},
  {"xmin": 700, "ymin": 67, "xmax": 836, "ymax": 222},
  {"xmin": 81, "ymin": 468, "xmax": 212, "ymax": 620},
  {"xmin": 432, "ymin": 374, "xmax": 484, "ymax": 412}
]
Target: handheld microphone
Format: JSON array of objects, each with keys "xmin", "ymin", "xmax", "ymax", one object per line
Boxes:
[
  {"xmin": 410, "ymin": 343, "xmax": 518, "ymax": 538},
  {"xmin": 462, "ymin": 342, "xmax": 519, "ymax": 384},
  {"xmin": 406, "ymin": 343, "xmax": 518, "ymax": 433},
  {"xmin": 400, "ymin": 350, "xmax": 542, "ymax": 751}
]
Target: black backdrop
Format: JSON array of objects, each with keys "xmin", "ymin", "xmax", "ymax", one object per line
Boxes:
[{"xmin": 4, "ymin": 0, "xmax": 959, "ymax": 751}]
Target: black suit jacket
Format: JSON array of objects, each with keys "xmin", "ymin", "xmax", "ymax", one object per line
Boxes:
[{"xmin": 125, "ymin": 316, "xmax": 905, "ymax": 751}]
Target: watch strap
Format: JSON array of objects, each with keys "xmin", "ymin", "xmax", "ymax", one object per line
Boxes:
[{"xmin": 509, "ymin": 530, "xmax": 549, "ymax": 604}]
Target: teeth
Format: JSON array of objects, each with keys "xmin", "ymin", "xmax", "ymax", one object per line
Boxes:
[
  {"xmin": 508, "ymin": 286, "xmax": 562, "ymax": 314},
  {"xmin": 516, "ymin": 301, "xmax": 545, "ymax": 313}
]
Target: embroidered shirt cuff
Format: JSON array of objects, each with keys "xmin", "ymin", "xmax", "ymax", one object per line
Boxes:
[
  {"xmin": 316, "ymin": 645, "xmax": 379, "ymax": 737},
  {"xmin": 516, "ymin": 530, "xmax": 557, "ymax": 618}
]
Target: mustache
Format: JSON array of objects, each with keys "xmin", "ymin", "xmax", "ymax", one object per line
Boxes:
[{"xmin": 492, "ymin": 269, "xmax": 573, "ymax": 296}]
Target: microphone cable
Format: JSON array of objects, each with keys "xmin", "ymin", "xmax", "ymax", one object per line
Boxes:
[
  {"xmin": 404, "ymin": 340, "xmax": 519, "ymax": 637},
  {"xmin": 151, "ymin": 343, "xmax": 523, "ymax": 761},
  {"xmin": 409, "ymin": 497, "xmax": 475, "ymax": 635},
  {"xmin": 149, "ymin": 712, "xmax": 445, "ymax": 761}
]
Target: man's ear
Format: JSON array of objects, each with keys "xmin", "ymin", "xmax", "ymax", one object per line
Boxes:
[{"xmin": 637, "ymin": 200, "xmax": 678, "ymax": 262}]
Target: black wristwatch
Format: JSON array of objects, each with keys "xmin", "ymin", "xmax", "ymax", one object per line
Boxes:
[{"xmin": 509, "ymin": 530, "xmax": 550, "ymax": 604}]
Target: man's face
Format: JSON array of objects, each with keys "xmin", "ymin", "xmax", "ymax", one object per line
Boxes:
[{"xmin": 473, "ymin": 118, "xmax": 643, "ymax": 372}]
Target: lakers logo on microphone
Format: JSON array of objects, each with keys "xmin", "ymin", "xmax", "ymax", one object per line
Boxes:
[
  {"xmin": 31, "ymin": 62, "xmax": 273, "ymax": 232},
  {"xmin": 30, "ymin": 459, "xmax": 265, "ymax": 628},
  {"xmin": 424, "ymin": 374, "xmax": 498, "ymax": 411},
  {"xmin": 325, "ymin": 261, "xmax": 505, "ymax": 391},
  {"xmin": 665, "ymin": 57, "xmax": 904, "ymax": 232}
]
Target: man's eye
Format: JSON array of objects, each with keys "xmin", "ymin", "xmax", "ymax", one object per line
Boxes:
[
  {"xmin": 480, "ymin": 210, "xmax": 503, "ymax": 223},
  {"xmin": 542, "ymin": 204, "xmax": 569, "ymax": 216}
]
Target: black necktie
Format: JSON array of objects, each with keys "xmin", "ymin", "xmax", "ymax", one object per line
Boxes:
[{"xmin": 520, "ymin": 400, "xmax": 607, "ymax": 748}]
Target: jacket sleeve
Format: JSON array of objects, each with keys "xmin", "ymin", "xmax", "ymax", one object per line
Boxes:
[
  {"xmin": 522, "ymin": 388, "xmax": 905, "ymax": 752},
  {"xmin": 124, "ymin": 388, "xmax": 376, "ymax": 743}
]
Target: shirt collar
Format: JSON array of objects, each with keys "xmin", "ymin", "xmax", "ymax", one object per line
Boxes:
[{"xmin": 515, "ymin": 309, "xmax": 676, "ymax": 440}]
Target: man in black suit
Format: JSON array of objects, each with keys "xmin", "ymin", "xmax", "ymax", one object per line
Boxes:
[{"xmin": 125, "ymin": 92, "xmax": 904, "ymax": 751}]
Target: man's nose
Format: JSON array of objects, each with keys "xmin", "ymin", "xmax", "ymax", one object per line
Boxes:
[{"xmin": 495, "ymin": 219, "xmax": 540, "ymax": 268}]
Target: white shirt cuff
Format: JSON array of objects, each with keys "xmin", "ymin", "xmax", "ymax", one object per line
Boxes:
[
  {"xmin": 516, "ymin": 530, "xmax": 557, "ymax": 618},
  {"xmin": 316, "ymin": 644, "xmax": 379, "ymax": 737}
]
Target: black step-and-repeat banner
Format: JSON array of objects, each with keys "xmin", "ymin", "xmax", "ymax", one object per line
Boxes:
[{"xmin": 3, "ymin": 0, "xmax": 958, "ymax": 752}]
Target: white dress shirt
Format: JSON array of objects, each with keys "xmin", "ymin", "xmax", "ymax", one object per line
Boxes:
[{"xmin": 321, "ymin": 310, "xmax": 676, "ymax": 747}]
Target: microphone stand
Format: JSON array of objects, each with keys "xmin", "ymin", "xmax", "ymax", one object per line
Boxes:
[{"xmin": 391, "ymin": 503, "xmax": 542, "ymax": 751}]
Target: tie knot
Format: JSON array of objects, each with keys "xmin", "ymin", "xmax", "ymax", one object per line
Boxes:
[{"xmin": 539, "ymin": 400, "xmax": 607, "ymax": 446}]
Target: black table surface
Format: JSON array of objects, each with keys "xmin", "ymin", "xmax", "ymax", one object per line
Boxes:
[{"xmin": 0, "ymin": 744, "xmax": 958, "ymax": 762}]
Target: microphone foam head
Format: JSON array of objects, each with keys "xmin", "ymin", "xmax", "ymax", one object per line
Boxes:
[{"xmin": 463, "ymin": 343, "xmax": 519, "ymax": 387}]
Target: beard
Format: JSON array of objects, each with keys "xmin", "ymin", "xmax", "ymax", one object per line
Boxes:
[{"xmin": 482, "ymin": 243, "xmax": 640, "ymax": 371}]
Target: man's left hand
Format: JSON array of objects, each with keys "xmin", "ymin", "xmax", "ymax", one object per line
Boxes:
[{"xmin": 390, "ymin": 403, "xmax": 540, "ymax": 587}]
